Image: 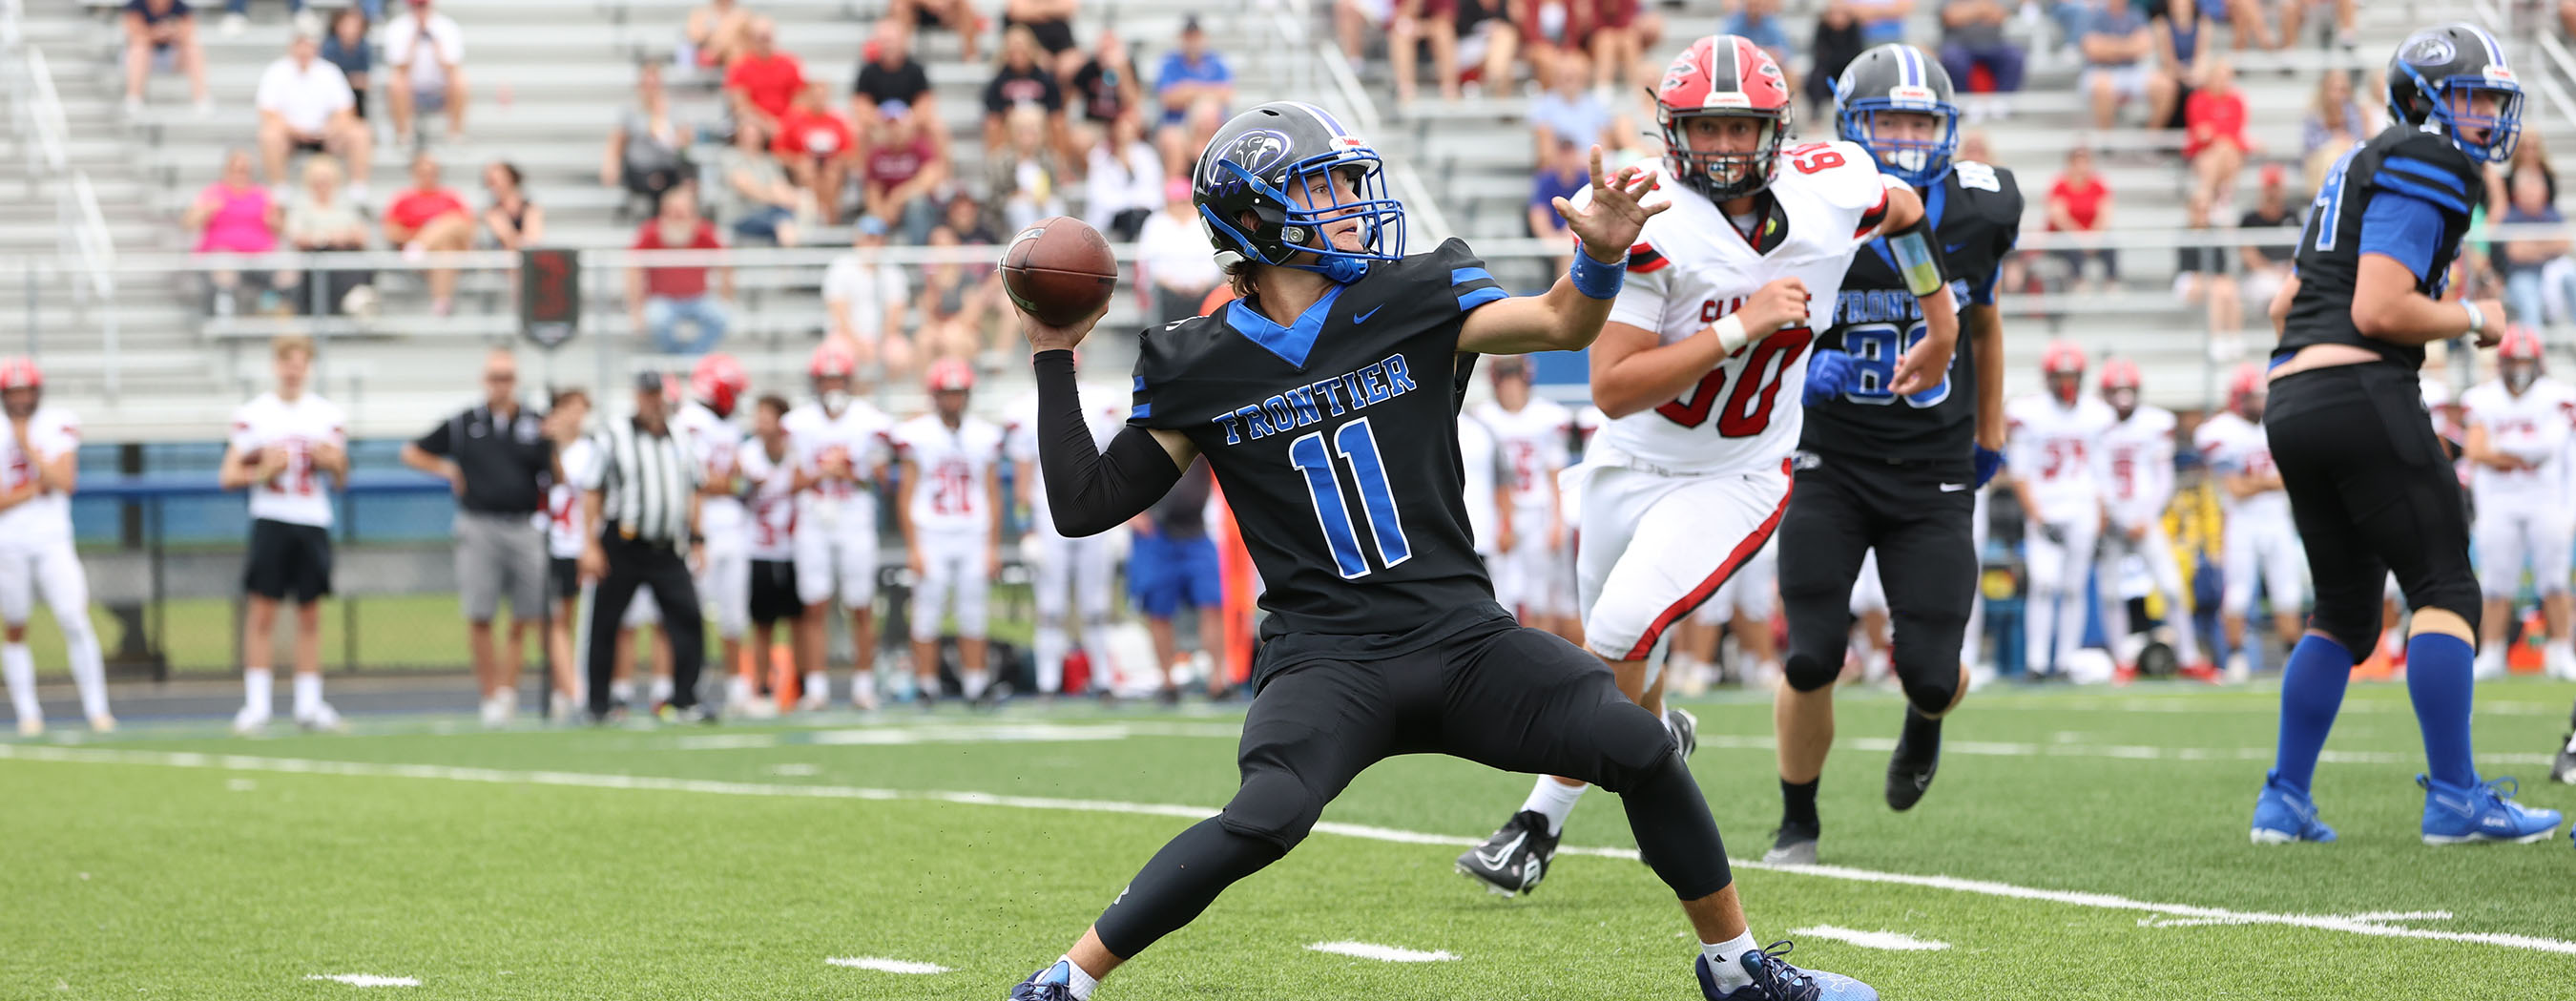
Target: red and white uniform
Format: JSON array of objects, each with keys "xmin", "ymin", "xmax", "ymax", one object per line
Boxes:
[
  {"xmin": 2094, "ymin": 405, "xmax": 2199, "ymax": 663},
  {"xmin": 1568, "ymin": 144, "xmax": 1895, "ymax": 661},
  {"xmin": 1474, "ymin": 397, "xmax": 1574, "ymax": 620},
  {"xmin": 1458, "ymin": 411, "xmax": 1506, "ymax": 558},
  {"xmin": 2461, "ymin": 377, "xmax": 2576, "ymax": 598},
  {"xmin": 2195, "ymin": 410, "xmax": 2303, "ymax": 617},
  {"xmin": 1005, "ymin": 388, "xmax": 1124, "ymax": 693},
  {"xmin": 785, "ymin": 399, "xmax": 893, "ymax": 610},
  {"xmin": 674, "ymin": 401, "xmax": 750, "ymax": 640},
  {"xmin": 2007, "ymin": 391, "xmax": 2114, "ymax": 672},
  {"xmin": 891, "ymin": 413, "xmax": 1005, "ymax": 643},
  {"xmin": 230, "ymin": 391, "xmax": 345, "ymax": 530},
  {"xmin": 737, "ymin": 440, "xmax": 800, "ymax": 565},
  {"xmin": 0, "ymin": 406, "xmax": 89, "ymax": 632}
]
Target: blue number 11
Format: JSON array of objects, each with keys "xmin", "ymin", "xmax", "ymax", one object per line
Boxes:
[{"xmin": 1289, "ymin": 417, "xmax": 1413, "ymax": 579}]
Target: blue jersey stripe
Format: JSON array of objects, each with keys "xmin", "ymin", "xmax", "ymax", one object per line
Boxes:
[
  {"xmin": 2382, "ymin": 156, "xmax": 2468, "ymax": 196},
  {"xmin": 1451, "ymin": 266, "xmax": 1494, "ymax": 285},
  {"xmin": 1457, "ymin": 286, "xmax": 1508, "ymax": 311},
  {"xmin": 1131, "ymin": 403, "xmax": 1153, "ymax": 420},
  {"xmin": 2370, "ymin": 173, "xmax": 2470, "ymax": 217}
]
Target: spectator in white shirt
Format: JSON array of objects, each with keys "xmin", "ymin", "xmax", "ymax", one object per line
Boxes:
[
  {"xmin": 1083, "ymin": 112, "xmax": 1162, "ymax": 240},
  {"xmin": 821, "ymin": 217, "xmax": 918, "ymax": 377},
  {"xmin": 255, "ymin": 31, "xmax": 373, "ymax": 193},
  {"xmin": 1135, "ymin": 177, "xmax": 1221, "ymax": 324},
  {"xmin": 384, "ymin": 0, "xmax": 467, "ymax": 143}
]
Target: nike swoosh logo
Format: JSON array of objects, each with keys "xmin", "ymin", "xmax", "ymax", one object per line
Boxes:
[
  {"xmin": 1475, "ymin": 832, "xmax": 1527, "ymax": 870},
  {"xmin": 1939, "ymin": 482, "xmax": 1970, "ymax": 492},
  {"xmin": 1356, "ymin": 304, "xmax": 1385, "ymax": 323},
  {"xmin": 1913, "ymin": 772, "xmax": 1932, "ymax": 791},
  {"xmin": 1945, "ymin": 241, "xmax": 1969, "ymax": 254}
]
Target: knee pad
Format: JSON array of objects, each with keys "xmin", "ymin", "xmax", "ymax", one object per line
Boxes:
[
  {"xmin": 1215, "ymin": 770, "xmax": 1328, "ymax": 853},
  {"xmin": 1897, "ymin": 655, "xmax": 1961, "ymax": 716},
  {"xmin": 1781, "ymin": 651, "xmax": 1839, "ymax": 693},
  {"xmin": 1584, "ymin": 698, "xmax": 1681, "ymax": 795}
]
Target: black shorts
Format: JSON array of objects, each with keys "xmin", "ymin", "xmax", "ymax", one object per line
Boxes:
[
  {"xmin": 551, "ymin": 556, "xmax": 581, "ymax": 602},
  {"xmin": 2266, "ymin": 361, "xmax": 2480, "ymax": 655},
  {"xmin": 243, "ymin": 518, "xmax": 333, "ymax": 604},
  {"xmin": 1007, "ymin": 15, "xmax": 1076, "ymax": 53},
  {"xmin": 1776, "ymin": 450, "xmax": 1977, "ymax": 693},
  {"xmin": 290, "ymin": 136, "xmax": 328, "ymax": 155},
  {"xmin": 750, "ymin": 558, "xmax": 802, "ymax": 625}
]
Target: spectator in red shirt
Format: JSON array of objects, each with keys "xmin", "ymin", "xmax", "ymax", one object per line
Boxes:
[
  {"xmin": 864, "ymin": 99, "xmax": 951, "ymax": 243},
  {"xmin": 627, "ymin": 185, "xmax": 733, "ymax": 355},
  {"xmin": 1513, "ymin": 0, "xmax": 1592, "ymax": 89},
  {"xmin": 2046, "ymin": 145, "xmax": 2117, "ymax": 292},
  {"xmin": 384, "ymin": 153, "xmax": 474, "ymax": 315},
  {"xmin": 1586, "ymin": 0, "xmax": 1658, "ymax": 93},
  {"xmin": 2183, "ymin": 57, "xmax": 2255, "ymax": 205},
  {"xmin": 723, "ymin": 18, "xmax": 804, "ymax": 138},
  {"xmin": 773, "ymin": 85, "xmax": 855, "ymax": 224}
]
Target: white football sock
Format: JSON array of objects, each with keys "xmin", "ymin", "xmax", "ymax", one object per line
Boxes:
[
  {"xmin": 243, "ymin": 666, "xmax": 274, "ymax": 712},
  {"xmin": 1054, "ymin": 955, "xmax": 1099, "ymax": 1001},
  {"xmin": 1520, "ymin": 775, "xmax": 1589, "ymax": 836},
  {"xmin": 648, "ymin": 676, "xmax": 675, "ymax": 705},
  {"xmin": 292, "ymin": 672, "xmax": 322, "ymax": 719},
  {"xmin": 61, "ymin": 621, "xmax": 110, "ymax": 719},
  {"xmin": 610, "ymin": 679, "xmax": 634, "ymax": 707},
  {"xmin": 1700, "ymin": 929, "xmax": 1761, "ymax": 991},
  {"xmin": 803, "ymin": 671, "xmax": 827, "ymax": 700},
  {"xmin": 962, "ymin": 669, "xmax": 990, "ymax": 699},
  {"xmin": 4, "ymin": 643, "xmax": 41, "ymax": 726},
  {"xmin": 1034, "ymin": 622, "xmax": 1068, "ymax": 694}
]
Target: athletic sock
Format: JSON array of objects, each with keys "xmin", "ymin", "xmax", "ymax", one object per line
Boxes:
[
  {"xmin": 1700, "ymin": 929, "xmax": 1761, "ymax": 992},
  {"xmin": 1899, "ymin": 705, "xmax": 1942, "ymax": 754},
  {"xmin": 64, "ymin": 624, "xmax": 109, "ymax": 719},
  {"xmin": 610, "ymin": 679, "xmax": 635, "ymax": 708},
  {"xmin": 648, "ymin": 676, "xmax": 675, "ymax": 706},
  {"xmin": 1520, "ymin": 776, "xmax": 1588, "ymax": 836},
  {"xmin": 291, "ymin": 672, "xmax": 322, "ymax": 719},
  {"xmin": 962, "ymin": 669, "xmax": 990, "ymax": 699},
  {"xmin": 1049, "ymin": 955, "xmax": 1100, "ymax": 1000},
  {"xmin": 2405, "ymin": 632, "xmax": 2479, "ymax": 788},
  {"xmin": 2269, "ymin": 635, "xmax": 2352, "ymax": 793},
  {"xmin": 1779, "ymin": 778, "xmax": 1820, "ymax": 830},
  {"xmin": 3, "ymin": 643, "xmax": 40, "ymax": 725},
  {"xmin": 243, "ymin": 666, "xmax": 273, "ymax": 712}
]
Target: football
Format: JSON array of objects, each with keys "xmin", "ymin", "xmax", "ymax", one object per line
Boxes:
[{"xmin": 999, "ymin": 216, "xmax": 1120, "ymax": 327}]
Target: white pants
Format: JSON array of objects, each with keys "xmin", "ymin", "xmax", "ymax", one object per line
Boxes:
[
  {"xmin": 696, "ymin": 528, "xmax": 751, "ymax": 641},
  {"xmin": 1493, "ymin": 512, "xmax": 1574, "ymax": 619},
  {"xmin": 2221, "ymin": 513, "xmax": 2305, "ymax": 616},
  {"xmin": 1696, "ymin": 536, "xmax": 1779, "ymax": 623},
  {"xmin": 1, "ymin": 537, "xmax": 110, "ymax": 719},
  {"xmin": 2476, "ymin": 504, "xmax": 2574, "ymax": 598},
  {"xmin": 2023, "ymin": 512, "xmax": 2100, "ymax": 674},
  {"xmin": 1028, "ymin": 528, "xmax": 1114, "ymax": 692},
  {"xmin": 2096, "ymin": 517, "xmax": 2202, "ymax": 663},
  {"xmin": 1571, "ymin": 459, "xmax": 1792, "ymax": 664},
  {"xmin": 795, "ymin": 527, "xmax": 881, "ymax": 610},
  {"xmin": 909, "ymin": 527, "xmax": 990, "ymax": 643}
]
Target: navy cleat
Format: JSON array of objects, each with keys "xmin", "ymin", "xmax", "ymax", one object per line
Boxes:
[
  {"xmin": 1008, "ymin": 960, "xmax": 1079, "ymax": 1001},
  {"xmin": 2249, "ymin": 770, "xmax": 2337, "ymax": 845},
  {"xmin": 1457, "ymin": 809, "xmax": 1560, "ymax": 896},
  {"xmin": 1697, "ymin": 941, "xmax": 1878, "ymax": 1001},
  {"xmin": 2419, "ymin": 774, "xmax": 2563, "ymax": 845}
]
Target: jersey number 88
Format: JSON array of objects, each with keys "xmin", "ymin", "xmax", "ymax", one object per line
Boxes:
[{"xmin": 1839, "ymin": 320, "xmax": 1951, "ymax": 407}]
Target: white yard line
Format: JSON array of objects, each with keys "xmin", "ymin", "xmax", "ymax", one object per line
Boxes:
[
  {"xmin": 1687, "ymin": 733, "xmax": 2555, "ymax": 768},
  {"xmin": 825, "ymin": 957, "xmax": 952, "ymax": 974},
  {"xmin": 1305, "ymin": 942, "xmax": 1458, "ymax": 962},
  {"xmin": 12, "ymin": 745, "xmax": 2576, "ymax": 957},
  {"xmin": 304, "ymin": 974, "xmax": 420, "ymax": 988},
  {"xmin": 1785, "ymin": 927, "xmax": 1951, "ymax": 951}
]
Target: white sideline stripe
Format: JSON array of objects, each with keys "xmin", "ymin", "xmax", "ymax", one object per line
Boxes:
[
  {"xmin": 14, "ymin": 745, "xmax": 2576, "ymax": 957},
  {"xmin": 1786, "ymin": 926, "xmax": 1950, "ymax": 951},
  {"xmin": 304, "ymin": 974, "xmax": 420, "ymax": 988},
  {"xmin": 826, "ymin": 956, "xmax": 951, "ymax": 974},
  {"xmin": 1306, "ymin": 941, "xmax": 1458, "ymax": 962}
]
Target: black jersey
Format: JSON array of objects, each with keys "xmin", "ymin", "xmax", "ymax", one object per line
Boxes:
[
  {"xmin": 1128, "ymin": 238, "xmax": 1509, "ymax": 653},
  {"xmin": 2282, "ymin": 125, "xmax": 2486, "ymax": 371},
  {"xmin": 1801, "ymin": 160, "xmax": 2023, "ymax": 463}
]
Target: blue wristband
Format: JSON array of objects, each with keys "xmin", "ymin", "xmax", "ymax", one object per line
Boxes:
[{"xmin": 1569, "ymin": 245, "xmax": 1627, "ymax": 300}]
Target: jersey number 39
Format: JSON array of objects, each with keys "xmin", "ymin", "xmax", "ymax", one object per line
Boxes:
[{"xmin": 1290, "ymin": 416, "xmax": 1413, "ymax": 579}]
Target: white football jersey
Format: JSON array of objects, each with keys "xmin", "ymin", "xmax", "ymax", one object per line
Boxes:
[
  {"xmin": 2192, "ymin": 410, "xmax": 2290, "ymax": 526},
  {"xmin": 737, "ymin": 438, "xmax": 800, "ymax": 561},
  {"xmin": 892, "ymin": 413, "xmax": 1006, "ymax": 532},
  {"xmin": 0, "ymin": 406, "xmax": 79, "ymax": 547},
  {"xmin": 2461, "ymin": 377, "xmax": 2576, "ymax": 510},
  {"xmin": 1583, "ymin": 142, "xmax": 1897, "ymax": 475},
  {"xmin": 1457, "ymin": 411, "xmax": 1506, "ymax": 554},
  {"xmin": 1473, "ymin": 397, "xmax": 1571, "ymax": 516},
  {"xmin": 2005, "ymin": 393, "xmax": 2116, "ymax": 523},
  {"xmin": 673, "ymin": 401, "xmax": 748, "ymax": 536},
  {"xmin": 541, "ymin": 436, "xmax": 592, "ymax": 558},
  {"xmin": 2099, "ymin": 405, "xmax": 2177, "ymax": 529},
  {"xmin": 1003, "ymin": 388, "xmax": 1127, "ymax": 531},
  {"xmin": 229, "ymin": 390, "xmax": 346, "ymax": 529},
  {"xmin": 785, "ymin": 398, "xmax": 893, "ymax": 533}
]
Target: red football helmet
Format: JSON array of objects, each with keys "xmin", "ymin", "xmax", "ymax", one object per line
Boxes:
[
  {"xmin": 924, "ymin": 356, "xmax": 975, "ymax": 393},
  {"xmin": 2040, "ymin": 340, "xmax": 2086, "ymax": 405},
  {"xmin": 0, "ymin": 356, "xmax": 40, "ymax": 391},
  {"xmin": 2500, "ymin": 323, "xmax": 2545, "ymax": 392},
  {"xmin": 2227, "ymin": 363, "xmax": 2266, "ymax": 417},
  {"xmin": 809, "ymin": 340, "xmax": 858, "ymax": 384},
  {"xmin": 689, "ymin": 352, "xmax": 749, "ymax": 417},
  {"xmin": 2098, "ymin": 357, "xmax": 2141, "ymax": 392},
  {"xmin": 1655, "ymin": 34, "xmax": 1794, "ymax": 203}
]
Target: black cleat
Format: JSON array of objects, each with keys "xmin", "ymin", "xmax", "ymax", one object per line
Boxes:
[
  {"xmin": 1761, "ymin": 821, "xmax": 1819, "ymax": 865},
  {"xmin": 1457, "ymin": 809, "xmax": 1561, "ymax": 897},
  {"xmin": 2552, "ymin": 731, "xmax": 2576, "ymax": 785},
  {"xmin": 1885, "ymin": 716, "xmax": 1942, "ymax": 812}
]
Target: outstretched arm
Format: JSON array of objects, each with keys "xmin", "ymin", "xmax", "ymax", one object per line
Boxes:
[
  {"xmin": 1016, "ymin": 305, "xmax": 1197, "ymax": 537},
  {"xmin": 1458, "ymin": 146, "xmax": 1668, "ymax": 355}
]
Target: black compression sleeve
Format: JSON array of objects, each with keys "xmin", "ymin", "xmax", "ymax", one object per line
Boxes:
[{"xmin": 1034, "ymin": 349, "xmax": 1185, "ymax": 537}]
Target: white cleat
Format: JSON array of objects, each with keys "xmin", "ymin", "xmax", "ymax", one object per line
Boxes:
[
  {"xmin": 87, "ymin": 713, "xmax": 115, "ymax": 734},
  {"xmin": 478, "ymin": 693, "xmax": 511, "ymax": 729},
  {"xmin": 232, "ymin": 706, "xmax": 271, "ymax": 737},
  {"xmin": 2474, "ymin": 649, "xmax": 2508, "ymax": 681},
  {"xmin": 16, "ymin": 717, "xmax": 43, "ymax": 738},
  {"xmin": 296, "ymin": 701, "xmax": 347, "ymax": 734},
  {"xmin": 2545, "ymin": 644, "xmax": 2576, "ymax": 682},
  {"xmin": 851, "ymin": 679, "xmax": 880, "ymax": 712}
]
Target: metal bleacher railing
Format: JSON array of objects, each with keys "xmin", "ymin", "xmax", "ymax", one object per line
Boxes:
[{"xmin": 3, "ymin": 0, "xmax": 120, "ymax": 391}]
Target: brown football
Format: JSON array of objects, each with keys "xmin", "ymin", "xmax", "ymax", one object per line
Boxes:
[{"xmin": 1000, "ymin": 216, "xmax": 1120, "ymax": 327}]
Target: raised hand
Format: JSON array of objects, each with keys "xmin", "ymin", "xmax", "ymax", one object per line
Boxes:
[
  {"xmin": 1553, "ymin": 145, "xmax": 1669, "ymax": 263},
  {"xmin": 1016, "ymin": 300, "xmax": 1111, "ymax": 355}
]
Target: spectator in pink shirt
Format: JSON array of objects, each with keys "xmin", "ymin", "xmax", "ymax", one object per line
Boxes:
[{"xmin": 187, "ymin": 150, "xmax": 285, "ymax": 316}]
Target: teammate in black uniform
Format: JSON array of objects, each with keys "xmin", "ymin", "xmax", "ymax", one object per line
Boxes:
[
  {"xmin": 1004, "ymin": 101, "xmax": 1876, "ymax": 1001},
  {"xmin": 1763, "ymin": 45, "xmax": 2019, "ymax": 865},
  {"xmin": 2248, "ymin": 24, "xmax": 2561, "ymax": 847}
]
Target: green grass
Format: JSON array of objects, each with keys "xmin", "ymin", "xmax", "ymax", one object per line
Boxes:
[{"xmin": 8, "ymin": 678, "xmax": 2576, "ymax": 999}]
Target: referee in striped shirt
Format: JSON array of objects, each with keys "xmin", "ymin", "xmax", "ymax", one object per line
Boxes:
[{"xmin": 577, "ymin": 372, "xmax": 710, "ymax": 721}]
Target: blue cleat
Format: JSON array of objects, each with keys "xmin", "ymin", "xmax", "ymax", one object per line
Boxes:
[
  {"xmin": 1697, "ymin": 941, "xmax": 1877, "ymax": 1001},
  {"xmin": 2420, "ymin": 774, "xmax": 2563, "ymax": 845},
  {"xmin": 2250, "ymin": 770, "xmax": 2337, "ymax": 845},
  {"xmin": 1007, "ymin": 960, "xmax": 1079, "ymax": 1001}
]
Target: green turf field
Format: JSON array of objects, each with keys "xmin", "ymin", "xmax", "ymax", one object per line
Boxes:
[{"xmin": 8, "ymin": 678, "xmax": 2574, "ymax": 999}]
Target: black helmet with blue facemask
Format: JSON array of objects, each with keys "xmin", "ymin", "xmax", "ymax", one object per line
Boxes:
[
  {"xmin": 1834, "ymin": 43, "xmax": 1961, "ymax": 188},
  {"xmin": 1194, "ymin": 101, "xmax": 1406, "ymax": 285},
  {"xmin": 2386, "ymin": 23, "xmax": 2524, "ymax": 164}
]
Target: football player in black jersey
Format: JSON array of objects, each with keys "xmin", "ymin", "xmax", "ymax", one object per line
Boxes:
[
  {"xmin": 1005, "ymin": 101, "xmax": 1876, "ymax": 1001},
  {"xmin": 1761, "ymin": 44, "xmax": 2019, "ymax": 865},
  {"xmin": 2249, "ymin": 24, "xmax": 2560, "ymax": 847}
]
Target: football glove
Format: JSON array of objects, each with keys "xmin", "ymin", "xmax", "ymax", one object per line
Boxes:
[{"xmin": 1802, "ymin": 349, "xmax": 1857, "ymax": 407}]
